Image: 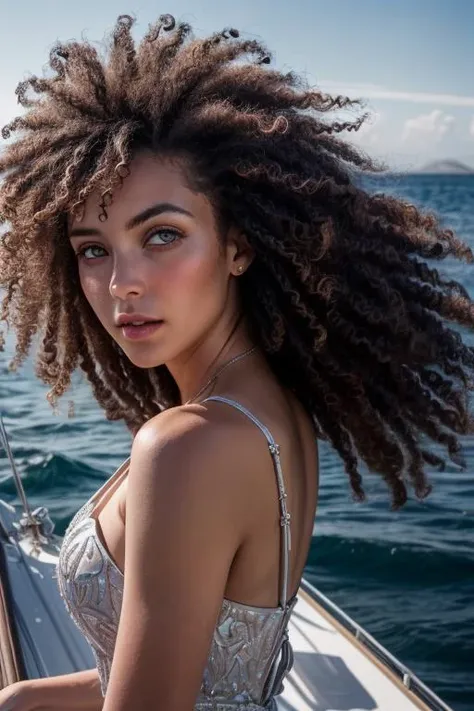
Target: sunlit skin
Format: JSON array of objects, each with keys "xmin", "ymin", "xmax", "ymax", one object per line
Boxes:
[{"xmin": 69, "ymin": 152, "xmax": 254, "ymax": 402}]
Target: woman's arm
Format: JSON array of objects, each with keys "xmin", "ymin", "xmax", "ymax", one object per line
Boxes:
[
  {"xmin": 16, "ymin": 669, "xmax": 102, "ymax": 710},
  {"xmin": 102, "ymin": 406, "xmax": 248, "ymax": 711}
]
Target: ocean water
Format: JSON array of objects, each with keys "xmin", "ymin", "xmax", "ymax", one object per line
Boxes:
[{"xmin": 1, "ymin": 174, "xmax": 473, "ymax": 710}]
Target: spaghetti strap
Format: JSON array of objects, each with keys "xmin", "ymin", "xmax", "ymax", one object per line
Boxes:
[
  {"xmin": 202, "ymin": 395, "xmax": 291, "ymax": 608},
  {"xmin": 89, "ymin": 456, "xmax": 131, "ymax": 519}
]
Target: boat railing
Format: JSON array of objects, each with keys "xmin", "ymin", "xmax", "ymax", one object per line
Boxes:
[{"xmin": 0, "ymin": 414, "xmax": 56, "ymax": 549}]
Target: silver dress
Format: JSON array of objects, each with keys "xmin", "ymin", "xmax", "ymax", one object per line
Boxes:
[{"xmin": 57, "ymin": 396, "xmax": 297, "ymax": 710}]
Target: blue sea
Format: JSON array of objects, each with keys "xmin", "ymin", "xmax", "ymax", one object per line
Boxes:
[{"xmin": 1, "ymin": 174, "xmax": 473, "ymax": 710}]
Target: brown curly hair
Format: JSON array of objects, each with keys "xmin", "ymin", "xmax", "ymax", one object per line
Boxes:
[{"xmin": 1, "ymin": 14, "xmax": 473, "ymax": 508}]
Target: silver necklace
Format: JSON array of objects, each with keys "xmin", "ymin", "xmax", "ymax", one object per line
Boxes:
[{"xmin": 186, "ymin": 346, "xmax": 256, "ymax": 404}]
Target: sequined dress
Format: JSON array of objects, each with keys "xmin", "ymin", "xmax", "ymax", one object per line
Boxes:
[{"xmin": 57, "ymin": 396, "xmax": 297, "ymax": 709}]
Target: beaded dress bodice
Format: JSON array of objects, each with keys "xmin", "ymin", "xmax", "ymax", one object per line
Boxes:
[{"xmin": 56, "ymin": 396, "xmax": 297, "ymax": 709}]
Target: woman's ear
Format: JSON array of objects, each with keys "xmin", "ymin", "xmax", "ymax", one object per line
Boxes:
[{"xmin": 226, "ymin": 226, "xmax": 255, "ymax": 277}]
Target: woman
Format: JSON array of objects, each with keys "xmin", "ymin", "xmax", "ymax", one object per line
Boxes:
[{"xmin": 0, "ymin": 12, "xmax": 473, "ymax": 711}]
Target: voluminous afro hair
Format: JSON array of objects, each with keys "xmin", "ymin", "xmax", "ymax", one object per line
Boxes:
[{"xmin": 1, "ymin": 14, "xmax": 474, "ymax": 507}]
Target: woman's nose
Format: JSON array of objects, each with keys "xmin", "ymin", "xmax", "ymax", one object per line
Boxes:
[{"xmin": 109, "ymin": 260, "xmax": 146, "ymax": 300}]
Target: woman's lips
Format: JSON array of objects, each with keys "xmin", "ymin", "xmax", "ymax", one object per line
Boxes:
[{"xmin": 120, "ymin": 321, "xmax": 164, "ymax": 341}]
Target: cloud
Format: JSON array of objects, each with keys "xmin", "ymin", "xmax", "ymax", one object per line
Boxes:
[
  {"xmin": 350, "ymin": 111, "xmax": 383, "ymax": 147},
  {"xmin": 402, "ymin": 109, "xmax": 455, "ymax": 144},
  {"xmin": 470, "ymin": 116, "xmax": 474, "ymax": 137},
  {"xmin": 318, "ymin": 81, "xmax": 474, "ymax": 108}
]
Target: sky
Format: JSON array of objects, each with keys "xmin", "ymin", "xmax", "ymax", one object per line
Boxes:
[{"xmin": 0, "ymin": 0, "xmax": 473, "ymax": 170}]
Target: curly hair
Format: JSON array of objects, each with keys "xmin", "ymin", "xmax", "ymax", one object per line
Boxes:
[{"xmin": 1, "ymin": 14, "xmax": 474, "ymax": 508}]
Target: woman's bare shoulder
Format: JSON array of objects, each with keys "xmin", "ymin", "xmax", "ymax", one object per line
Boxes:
[{"xmin": 129, "ymin": 401, "xmax": 263, "ymax": 504}]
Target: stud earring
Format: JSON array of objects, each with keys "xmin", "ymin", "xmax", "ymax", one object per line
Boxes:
[{"xmin": 237, "ymin": 265, "xmax": 244, "ymax": 274}]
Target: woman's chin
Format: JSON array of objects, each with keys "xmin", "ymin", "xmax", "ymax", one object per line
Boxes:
[
  {"xmin": 119, "ymin": 346, "xmax": 166, "ymax": 370},
  {"xmin": 127, "ymin": 354, "xmax": 165, "ymax": 369}
]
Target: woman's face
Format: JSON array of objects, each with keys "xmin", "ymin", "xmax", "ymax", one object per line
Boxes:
[{"xmin": 69, "ymin": 153, "xmax": 242, "ymax": 368}]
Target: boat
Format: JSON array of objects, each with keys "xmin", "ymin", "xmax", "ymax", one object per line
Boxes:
[{"xmin": 0, "ymin": 415, "xmax": 453, "ymax": 710}]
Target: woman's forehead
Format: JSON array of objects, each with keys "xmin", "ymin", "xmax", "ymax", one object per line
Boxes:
[{"xmin": 69, "ymin": 154, "xmax": 211, "ymax": 230}]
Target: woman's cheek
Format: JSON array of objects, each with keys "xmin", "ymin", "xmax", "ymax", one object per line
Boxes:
[
  {"xmin": 166, "ymin": 250, "xmax": 216, "ymax": 297},
  {"xmin": 80, "ymin": 271, "xmax": 109, "ymax": 314}
]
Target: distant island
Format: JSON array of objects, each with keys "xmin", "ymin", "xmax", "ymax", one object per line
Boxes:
[{"xmin": 414, "ymin": 159, "xmax": 474, "ymax": 174}]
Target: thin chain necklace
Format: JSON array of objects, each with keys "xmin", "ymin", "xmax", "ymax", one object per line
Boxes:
[{"xmin": 185, "ymin": 346, "xmax": 256, "ymax": 405}]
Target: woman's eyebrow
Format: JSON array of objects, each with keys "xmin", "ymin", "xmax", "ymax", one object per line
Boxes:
[
  {"xmin": 69, "ymin": 226, "xmax": 102, "ymax": 238},
  {"xmin": 125, "ymin": 202, "xmax": 194, "ymax": 230},
  {"xmin": 69, "ymin": 202, "xmax": 194, "ymax": 238}
]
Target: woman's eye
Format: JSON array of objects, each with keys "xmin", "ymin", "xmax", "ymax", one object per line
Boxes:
[
  {"xmin": 77, "ymin": 245, "xmax": 106, "ymax": 260},
  {"xmin": 147, "ymin": 228, "xmax": 181, "ymax": 246},
  {"xmin": 74, "ymin": 228, "xmax": 181, "ymax": 260}
]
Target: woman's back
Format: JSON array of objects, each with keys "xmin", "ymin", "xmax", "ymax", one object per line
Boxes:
[{"xmin": 206, "ymin": 384, "xmax": 318, "ymax": 609}]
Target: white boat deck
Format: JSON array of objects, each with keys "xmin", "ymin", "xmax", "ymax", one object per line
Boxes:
[{"xmin": 281, "ymin": 587, "xmax": 432, "ymax": 711}]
